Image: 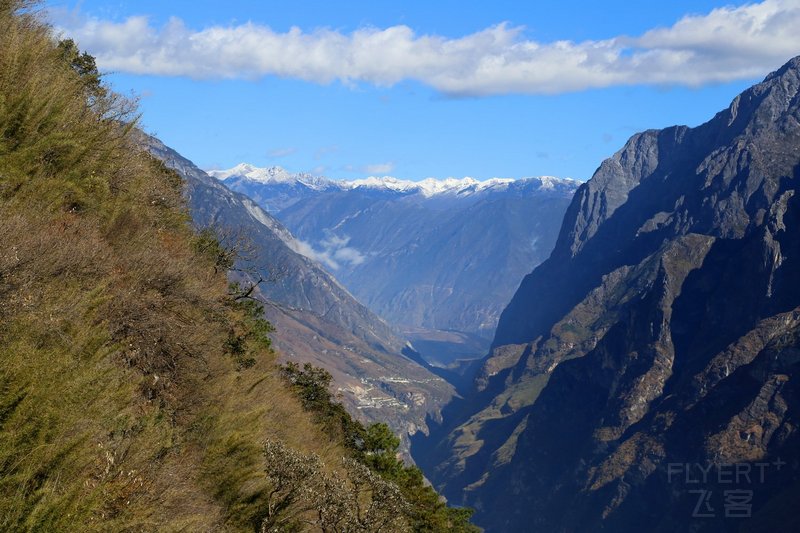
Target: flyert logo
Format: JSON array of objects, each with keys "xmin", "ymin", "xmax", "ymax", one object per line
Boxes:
[{"xmin": 667, "ymin": 458, "xmax": 786, "ymax": 520}]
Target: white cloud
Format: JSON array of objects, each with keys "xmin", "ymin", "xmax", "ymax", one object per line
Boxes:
[
  {"xmin": 50, "ymin": 0, "xmax": 800, "ymax": 96},
  {"xmin": 322, "ymin": 234, "xmax": 367, "ymax": 267},
  {"xmin": 291, "ymin": 233, "xmax": 367, "ymax": 270},
  {"xmin": 322, "ymin": 234, "xmax": 351, "ymax": 248},
  {"xmin": 333, "ymin": 246, "xmax": 366, "ymax": 266},
  {"xmin": 361, "ymin": 162, "xmax": 395, "ymax": 175},
  {"xmin": 292, "ymin": 238, "xmax": 340, "ymax": 270}
]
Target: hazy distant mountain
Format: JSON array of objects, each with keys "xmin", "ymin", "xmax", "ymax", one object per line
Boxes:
[
  {"xmin": 209, "ymin": 165, "xmax": 578, "ymax": 362},
  {"xmin": 146, "ymin": 137, "xmax": 455, "ymax": 444},
  {"xmin": 210, "ymin": 164, "xmax": 338, "ymax": 213},
  {"xmin": 415, "ymin": 56, "xmax": 800, "ymax": 532}
]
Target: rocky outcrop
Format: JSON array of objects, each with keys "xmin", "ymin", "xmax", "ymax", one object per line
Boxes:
[{"xmin": 416, "ymin": 56, "xmax": 800, "ymax": 532}]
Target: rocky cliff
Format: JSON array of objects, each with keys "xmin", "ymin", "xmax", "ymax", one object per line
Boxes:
[{"xmin": 417, "ymin": 56, "xmax": 800, "ymax": 532}]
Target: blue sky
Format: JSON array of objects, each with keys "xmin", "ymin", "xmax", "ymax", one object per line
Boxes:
[{"xmin": 46, "ymin": 0, "xmax": 800, "ymax": 181}]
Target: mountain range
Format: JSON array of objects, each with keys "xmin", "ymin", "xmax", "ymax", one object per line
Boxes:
[
  {"xmin": 145, "ymin": 136, "xmax": 455, "ymax": 445},
  {"xmin": 209, "ymin": 165, "xmax": 578, "ymax": 364},
  {"xmin": 414, "ymin": 56, "xmax": 800, "ymax": 532},
  {"xmin": 155, "ymin": 56, "xmax": 800, "ymax": 531},
  {"xmin": 24, "ymin": 4, "xmax": 800, "ymax": 529}
]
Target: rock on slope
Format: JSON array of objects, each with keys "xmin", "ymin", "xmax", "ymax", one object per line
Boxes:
[
  {"xmin": 211, "ymin": 166, "xmax": 578, "ymax": 358},
  {"xmin": 146, "ymin": 137, "xmax": 454, "ymax": 442},
  {"xmin": 417, "ymin": 56, "xmax": 800, "ymax": 532}
]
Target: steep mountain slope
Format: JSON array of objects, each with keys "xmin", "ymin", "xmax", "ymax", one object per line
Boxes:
[
  {"xmin": 0, "ymin": 6, "xmax": 476, "ymax": 530},
  {"xmin": 147, "ymin": 138, "xmax": 454, "ymax": 441},
  {"xmin": 0, "ymin": 8, "xmax": 358, "ymax": 528},
  {"xmin": 417, "ymin": 56, "xmax": 800, "ymax": 532},
  {"xmin": 210, "ymin": 166, "xmax": 578, "ymax": 360}
]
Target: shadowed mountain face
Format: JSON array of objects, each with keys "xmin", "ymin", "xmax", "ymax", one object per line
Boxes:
[
  {"xmin": 415, "ymin": 56, "xmax": 800, "ymax": 532},
  {"xmin": 209, "ymin": 167, "xmax": 578, "ymax": 362},
  {"xmin": 145, "ymin": 137, "xmax": 455, "ymax": 446}
]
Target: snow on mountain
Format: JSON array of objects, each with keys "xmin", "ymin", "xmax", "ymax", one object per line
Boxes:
[
  {"xmin": 211, "ymin": 162, "xmax": 580, "ymax": 343},
  {"xmin": 207, "ymin": 164, "xmax": 576, "ymax": 197},
  {"xmin": 208, "ymin": 164, "xmax": 333, "ymax": 190},
  {"xmin": 343, "ymin": 176, "xmax": 517, "ymax": 197}
]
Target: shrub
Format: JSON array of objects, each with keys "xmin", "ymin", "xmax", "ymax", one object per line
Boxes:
[
  {"xmin": 261, "ymin": 440, "xmax": 409, "ymax": 532},
  {"xmin": 278, "ymin": 362, "xmax": 479, "ymax": 532}
]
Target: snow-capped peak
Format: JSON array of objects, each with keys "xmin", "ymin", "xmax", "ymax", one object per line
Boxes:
[
  {"xmin": 207, "ymin": 164, "xmax": 576, "ymax": 197},
  {"xmin": 207, "ymin": 164, "xmax": 334, "ymax": 190},
  {"xmin": 208, "ymin": 164, "xmax": 295, "ymax": 184},
  {"xmin": 342, "ymin": 176, "xmax": 514, "ymax": 197}
]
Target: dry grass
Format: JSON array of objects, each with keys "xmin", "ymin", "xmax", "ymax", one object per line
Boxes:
[{"xmin": 0, "ymin": 2, "xmax": 350, "ymax": 530}]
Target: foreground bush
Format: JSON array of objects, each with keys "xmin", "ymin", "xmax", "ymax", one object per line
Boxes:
[{"xmin": 280, "ymin": 362, "xmax": 479, "ymax": 532}]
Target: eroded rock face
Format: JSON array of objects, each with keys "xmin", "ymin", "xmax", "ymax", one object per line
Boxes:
[{"xmin": 416, "ymin": 56, "xmax": 800, "ymax": 532}]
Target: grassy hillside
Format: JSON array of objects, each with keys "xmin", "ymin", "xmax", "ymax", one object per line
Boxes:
[{"xmin": 0, "ymin": 2, "xmax": 473, "ymax": 531}]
